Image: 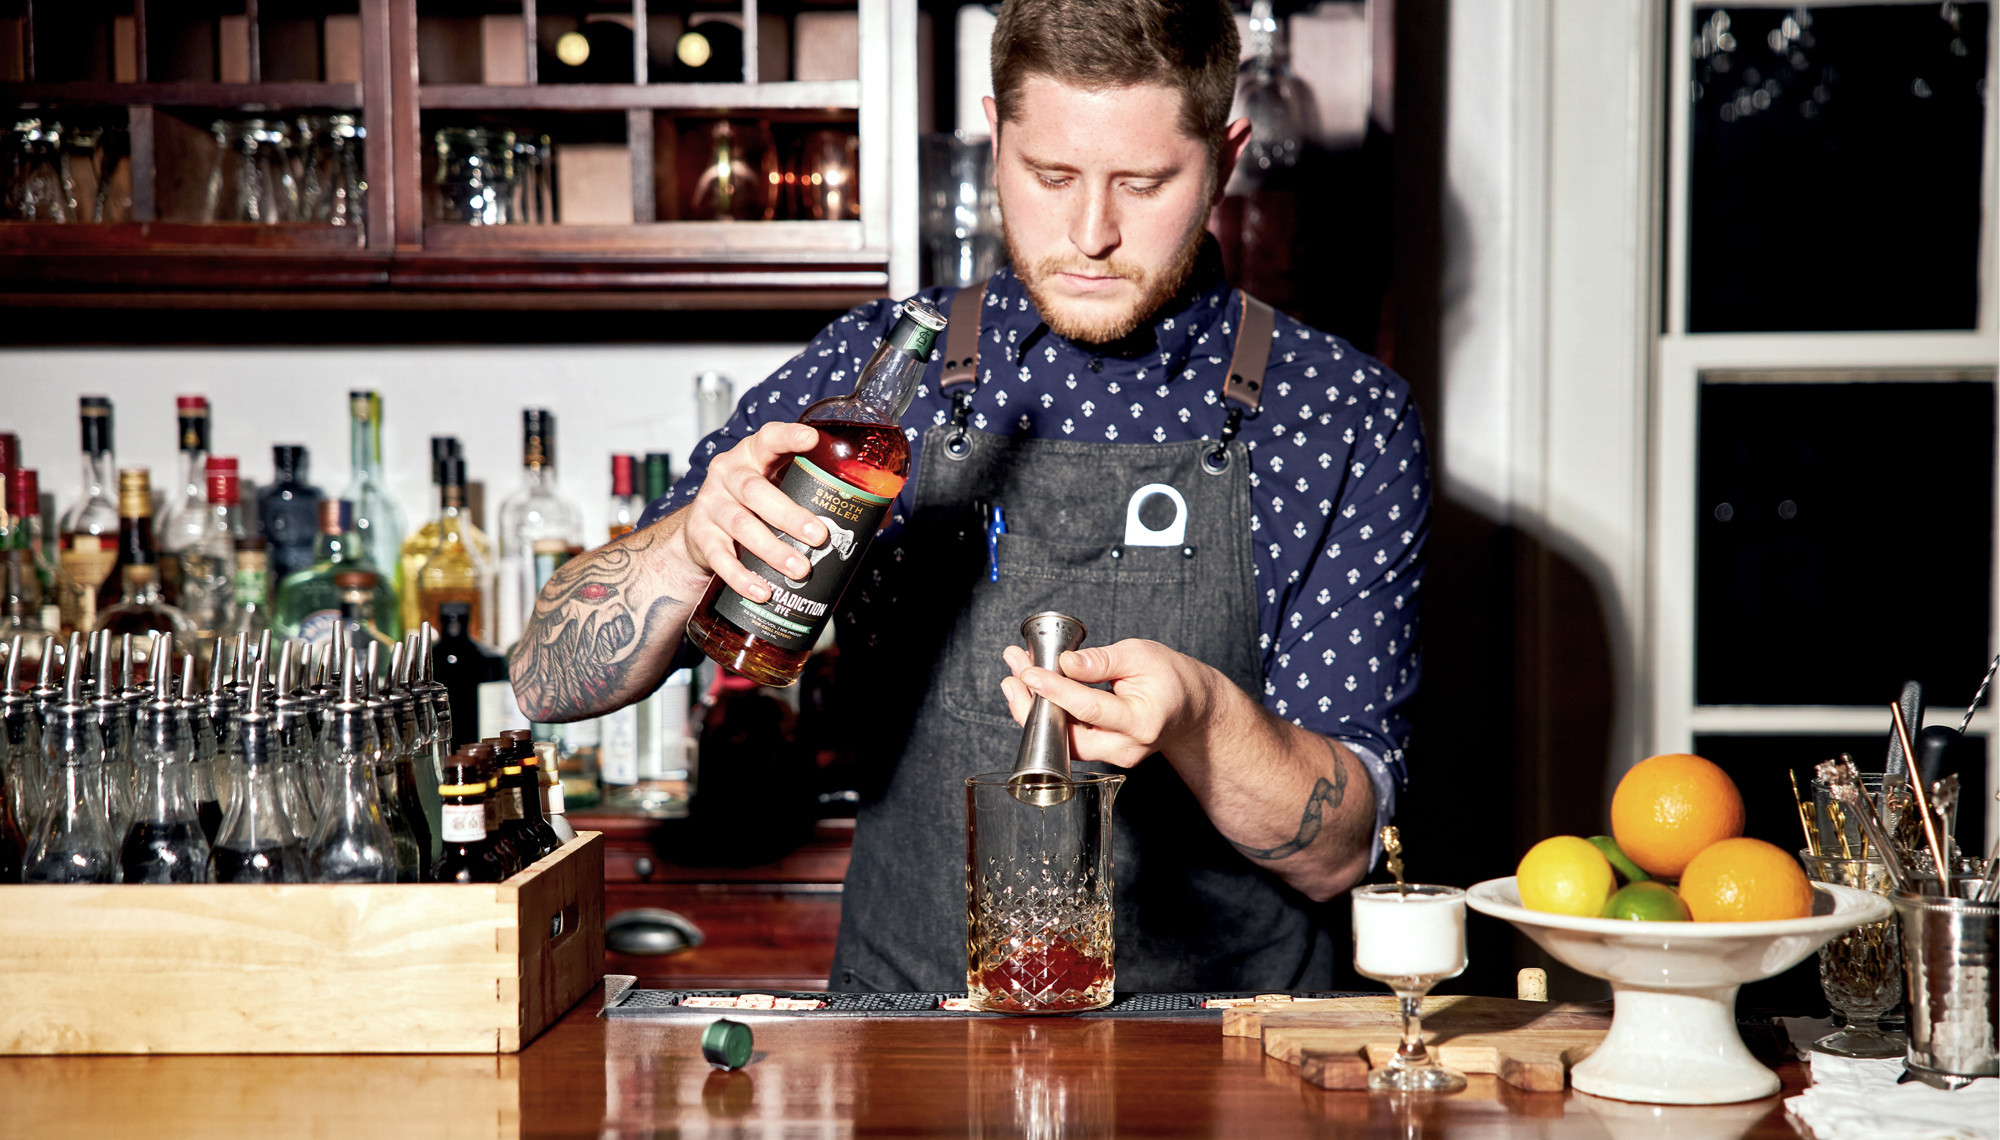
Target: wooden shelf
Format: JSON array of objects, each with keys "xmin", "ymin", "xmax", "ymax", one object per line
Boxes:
[
  {"xmin": 0, "ymin": 83, "xmax": 364, "ymax": 109},
  {"xmin": 418, "ymin": 80, "xmax": 860, "ymax": 111},
  {"xmin": 418, "ymin": 219, "xmax": 866, "ymax": 255}
]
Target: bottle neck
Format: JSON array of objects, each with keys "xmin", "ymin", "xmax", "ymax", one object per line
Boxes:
[
  {"xmin": 176, "ymin": 449, "xmax": 208, "ymax": 504},
  {"xmin": 850, "ymin": 327, "xmax": 936, "ymax": 421},
  {"xmin": 81, "ymin": 449, "xmax": 115, "ymax": 504},
  {"xmin": 351, "ymin": 409, "xmax": 382, "ymax": 481}
]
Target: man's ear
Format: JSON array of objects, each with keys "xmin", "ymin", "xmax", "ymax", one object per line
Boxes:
[
  {"xmin": 983, "ymin": 95, "xmax": 1001, "ymax": 165},
  {"xmin": 1212, "ymin": 117, "xmax": 1253, "ymax": 205}
]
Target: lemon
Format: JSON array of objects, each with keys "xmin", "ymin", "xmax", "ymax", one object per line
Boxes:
[
  {"xmin": 1517, "ymin": 836, "xmax": 1616, "ymax": 916},
  {"xmin": 1601, "ymin": 880, "xmax": 1691, "ymax": 922}
]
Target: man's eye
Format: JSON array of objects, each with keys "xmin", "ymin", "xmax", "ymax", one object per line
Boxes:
[
  {"xmin": 1124, "ymin": 182, "xmax": 1163, "ymax": 197},
  {"xmin": 1036, "ymin": 173, "xmax": 1069, "ymax": 189}
]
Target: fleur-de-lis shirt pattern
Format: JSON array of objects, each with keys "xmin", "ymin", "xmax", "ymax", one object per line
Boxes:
[{"xmin": 642, "ymin": 249, "xmax": 1430, "ymax": 833}]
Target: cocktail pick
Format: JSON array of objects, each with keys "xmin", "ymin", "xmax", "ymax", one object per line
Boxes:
[
  {"xmin": 1816, "ymin": 758, "xmax": 1911, "ymax": 893},
  {"xmin": 1380, "ymin": 826, "xmax": 1407, "ymax": 895},
  {"xmin": 1929, "ymin": 775, "xmax": 1959, "ymax": 865},
  {"xmin": 1891, "ymin": 702, "xmax": 1950, "ymax": 896},
  {"xmin": 1790, "ymin": 770, "xmax": 1820, "ymax": 856},
  {"xmin": 1958, "ymin": 651, "xmax": 2000, "ymax": 734}
]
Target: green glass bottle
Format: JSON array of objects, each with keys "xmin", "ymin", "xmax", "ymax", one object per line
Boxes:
[{"xmin": 272, "ymin": 499, "xmax": 401, "ymax": 645}]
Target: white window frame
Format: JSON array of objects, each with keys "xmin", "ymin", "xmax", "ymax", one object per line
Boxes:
[{"xmin": 1652, "ymin": 0, "xmax": 2000, "ymax": 843}]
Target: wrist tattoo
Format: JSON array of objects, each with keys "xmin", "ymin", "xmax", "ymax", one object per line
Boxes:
[
  {"xmin": 510, "ymin": 529, "xmax": 681, "ymax": 722},
  {"xmin": 1232, "ymin": 740, "xmax": 1348, "ymax": 862}
]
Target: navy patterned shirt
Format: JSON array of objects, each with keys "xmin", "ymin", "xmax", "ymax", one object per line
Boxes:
[{"xmin": 641, "ymin": 247, "xmax": 1429, "ymax": 834}]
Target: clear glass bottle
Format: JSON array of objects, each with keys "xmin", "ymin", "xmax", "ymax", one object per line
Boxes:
[
  {"xmin": 391, "ymin": 635, "xmax": 443, "ymax": 864},
  {"xmin": 270, "ymin": 640, "xmax": 318, "ymax": 846},
  {"xmin": 57, "ymin": 397, "xmax": 119, "ymax": 636},
  {"xmin": 417, "ymin": 455, "xmax": 495, "ymax": 644},
  {"xmin": 257, "ymin": 445, "xmax": 325, "ymax": 586},
  {"xmin": 343, "ymin": 391, "xmax": 406, "ymax": 607},
  {"xmin": 177, "ymin": 456, "xmax": 242, "ymax": 639},
  {"xmin": 307, "ymin": 639, "xmax": 395, "ymax": 883},
  {"xmin": 212, "ymin": 658, "xmax": 305, "ymax": 883},
  {"xmin": 202, "ymin": 639, "xmax": 238, "ymax": 820},
  {"xmin": 1228, "ymin": 0, "xmax": 1318, "ymax": 192},
  {"xmin": 157, "ymin": 396, "xmax": 211, "ymax": 608},
  {"xmin": 176, "ymin": 649, "xmax": 223, "ymax": 845},
  {"xmin": 273, "ymin": 500, "xmax": 399, "ymax": 644},
  {"xmin": 607, "ymin": 454, "xmax": 641, "ymax": 539},
  {"xmin": 119, "ymin": 648, "xmax": 213, "ymax": 883},
  {"xmin": 89, "ymin": 631, "xmax": 137, "ymax": 841},
  {"xmin": 226, "ymin": 541, "xmax": 271, "ymax": 642},
  {"xmin": 0, "ymin": 635, "xmax": 34, "ymax": 880},
  {"xmin": 434, "ymin": 752, "xmax": 507, "ymax": 883},
  {"xmin": 359, "ymin": 641, "xmax": 426, "ymax": 882},
  {"xmin": 24, "ymin": 647, "xmax": 117, "ymax": 883},
  {"xmin": 495, "ymin": 409, "xmax": 582, "ymax": 650}
]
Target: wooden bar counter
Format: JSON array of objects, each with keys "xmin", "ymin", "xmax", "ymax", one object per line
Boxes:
[{"xmin": 0, "ymin": 982, "xmax": 1816, "ymax": 1138}]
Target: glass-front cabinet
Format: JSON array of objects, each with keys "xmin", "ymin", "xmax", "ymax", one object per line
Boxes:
[{"xmin": 0, "ymin": 0, "xmax": 913, "ymax": 305}]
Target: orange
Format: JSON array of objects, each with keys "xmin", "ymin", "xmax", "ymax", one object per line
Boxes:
[
  {"xmin": 1610, "ymin": 753, "xmax": 1745, "ymax": 878},
  {"xmin": 1678, "ymin": 837, "xmax": 1814, "ymax": 922}
]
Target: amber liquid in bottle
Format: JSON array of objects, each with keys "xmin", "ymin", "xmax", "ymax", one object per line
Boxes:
[{"xmin": 686, "ymin": 419, "xmax": 909, "ymax": 686}]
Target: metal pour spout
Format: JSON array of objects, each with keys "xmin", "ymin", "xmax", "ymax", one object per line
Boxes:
[{"xmin": 1008, "ymin": 611, "xmax": 1087, "ymax": 806}]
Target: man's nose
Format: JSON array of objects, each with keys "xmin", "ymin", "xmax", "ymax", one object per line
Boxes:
[{"xmin": 1068, "ymin": 184, "xmax": 1120, "ymax": 260}]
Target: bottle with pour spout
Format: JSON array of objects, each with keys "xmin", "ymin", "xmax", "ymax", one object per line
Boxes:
[
  {"xmin": 307, "ymin": 632, "xmax": 396, "ymax": 883},
  {"xmin": 119, "ymin": 644, "xmax": 212, "ymax": 882},
  {"xmin": 24, "ymin": 641, "xmax": 117, "ymax": 883},
  {"xmin": 212, "ymin": 655, "xmax": 306, "ymax": 883},
  {"xmin": 686, "ymin": 299, "xmax": 947, "ymax": 687}
]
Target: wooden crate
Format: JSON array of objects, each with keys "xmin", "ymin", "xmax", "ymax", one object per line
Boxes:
[{"xmin": 0, "ymin": 832, "xmax": 605, "ymax": 1055}]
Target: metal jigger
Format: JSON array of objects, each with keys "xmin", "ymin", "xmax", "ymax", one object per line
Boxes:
[{"xmin": 1008, "ymin": 612, "xmax": 1087, "ymax": 806}]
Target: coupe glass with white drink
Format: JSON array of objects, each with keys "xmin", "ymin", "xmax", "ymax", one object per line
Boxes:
[{"xmin": 1351, "ymin": 882, "xmax": 1471, "ymax": 1093}]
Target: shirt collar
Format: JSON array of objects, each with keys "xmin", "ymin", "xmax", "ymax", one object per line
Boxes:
[{"xmin": 982, "ymin": 237, "xmax": 1235, "ymax": 373}]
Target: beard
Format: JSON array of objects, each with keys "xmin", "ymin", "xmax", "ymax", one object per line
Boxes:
[{"xmin": 1002, "ymin": 200, "xmax": 1210, "ymax": 346}]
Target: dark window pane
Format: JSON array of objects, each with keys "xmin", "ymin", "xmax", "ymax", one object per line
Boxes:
[
  {"xmin": 1692, "ymin": 732, "xmax": 1988, "ymax": 1015},
  {"xmin": 1697, "ymin": 378, "xmax": 1994, "ymax": 706},
  {"xmin": 1687, "ymin": 5, "xmax": 1989, "ymax": 332}
]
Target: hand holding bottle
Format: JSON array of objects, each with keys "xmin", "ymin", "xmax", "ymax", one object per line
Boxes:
[{"xmin": 672, "ymin": 420, "xmax": 828, "ymax": 602}]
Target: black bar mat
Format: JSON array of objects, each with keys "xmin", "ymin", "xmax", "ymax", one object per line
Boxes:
[{"xmin": 603, "ymin": 988, "xmax": 1371, "ymax": 1019}]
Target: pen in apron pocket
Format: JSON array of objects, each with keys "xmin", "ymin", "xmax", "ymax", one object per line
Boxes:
[{"xmin": 987, "ymin": 505, "xmax": 1007, "ymax": 582}]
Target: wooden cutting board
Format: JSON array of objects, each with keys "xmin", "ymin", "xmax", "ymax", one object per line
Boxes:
[{"xmin": 1250, "ymin": 996, "xmax": 1612, "ymax": 1092}]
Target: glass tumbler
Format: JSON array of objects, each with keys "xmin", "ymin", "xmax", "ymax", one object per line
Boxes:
[
  {"xmin": 966, "ymin": 771, "xmax": 1123, "ymax": 1014},
  {"xmin": 1799, "ymin": 853, "xmax": 1904, "ymax": 1058},
  {"xmin": 919, "ymin": 131, "xmax": 1002, "ymax": 288}
]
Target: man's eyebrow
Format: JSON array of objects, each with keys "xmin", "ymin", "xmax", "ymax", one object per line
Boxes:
[{"xmin": 1016, "ymin": 152, "xmax": 1181, "ymax": 180}]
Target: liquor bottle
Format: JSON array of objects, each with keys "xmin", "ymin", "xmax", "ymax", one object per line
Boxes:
[
  {"xmin": 360, "ymin": 641, "xmax": 427, "ymax": 882},
  {"xmin": 24, "ymin": 647, "xmax": 117, "ymax": 883},
  {"xmin": 535, "ymin": 740, "xmax": 578, "ymax": 843},
  {"xmin": 382, "ymin": 642, "xmax": 436, "ymax": 876},
  {"xmin": 432, "ymin": 601, "xmax": 506, "ymax": 750},
  {"xmin": 417, "ymin": 456, "xmax": 494, "ymax": 642},
  {"xmin": 88, "ymin": 631, "xmax": 137, "ymax": 840},
  {"xmin": 201, "ymin": 639, "xmax": 237, "ymax": 817},
  {"xmin": 687, "ymin": 299, "xmax": 946, "ymax": 686},
  {"xmin": 388, "ymin": 635, "xmax": 443, "ymax": 861},
  {"xmin": 273, "ymin": 500, "xmax": 399, "ymax": 643},
  {"xmin": 177, "ymin": 457, "xmax": 242, "ymax": 639},
  {"xmin": 306, "ymin": 638, "xmax": 395, "ymax": 883},
  {"xmin": 498, "ymin": 728, "xmax": 560, "ymax": 859},
  {"xmin": 628, "ymin": 451, "xmax": 690, "ymax": 815},
  {"xmin": 465, "ymin": 740, "xmax": 522, "ymax": 875},
  {"xmin": 434, "ymin": 752, "xmax": 507, "ymax": 883},
  {"xmin": 119, "ymin": 649, "xmax": 213, "ymax": 883},
  {"xmin": 177, "ymin": 650, "xmax": 224, "ymax": 844},
  {"xmin": 212, "ymin": 658, "xmax": 306, "ymax": 883},
  {"xmin": 226, "ymin": 541, "xmax": 271, "ymax": 642},
  {"xmin": 495, "ymin": 410, "xmax": 582, "ymax": 650},
  {"xmin": 608, "ymin": 454, "xmax": 642, "ymax": 539},
  {"xmin": 399, "ymin": 437, "xmax": 492, "ymax": 634},
  {"xmin": 57, "ymin": 397, "xmax": 120, "ymax": 636},
  {"xmin": 342, "ymin": 391, "xmax": 406, "ymax": 598},
  {"xmin": 8, "ymin": 467, "xmax": 64, "ymax": 634},
  {"xmin": 96, "ymin": 471, "xmax": 198, "ymax": 655},
  {"xmin": 158, "ymin": 396, "xmax": 211, "ymax": 606},
  {"xmin": 1, "ymin": 526, "xmax": 51, "ymax": 650},
  {"xmin": 268, "ymin": 640, "xmax": 318, "ymax": 845},
  {"xmin": 3, "ymin": 464, "xmax": 56, "ymax": 652},
  {"xmin": 258, "ymin": 445, "xmax": 325, "ymax": 584},
  {"xmin": 413, "ymin": 623, "xmax": 455, "ymax": 779},
  {"xmin": 0, "ymin": 638, "xmax": 32, "ymax": 881}
]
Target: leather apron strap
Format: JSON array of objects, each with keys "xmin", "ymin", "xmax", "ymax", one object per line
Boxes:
[{"xmin": 940, "ymin": 283, "xmax": 985, "ymax": 393}]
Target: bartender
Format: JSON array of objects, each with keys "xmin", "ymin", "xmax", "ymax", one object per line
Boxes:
[{"xmin": 509, "ymin": 0, "xmax": 1428, "ymax": 993}]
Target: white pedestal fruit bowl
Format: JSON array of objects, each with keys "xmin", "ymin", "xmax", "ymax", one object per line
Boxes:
[{"xmin": 1465, "ymin": 877, "xmax": 1892, "ymax": 1105}]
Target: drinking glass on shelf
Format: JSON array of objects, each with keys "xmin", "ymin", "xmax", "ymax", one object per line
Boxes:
[
  {"xmin": 206, "ymin": 118, "xmax": 299, "ymax": 223},
  {"xmin": 1351, "ymin": 883, "xmax": 1470, "ymax": 1093},
  {"xmin": 6, "ymin": 118, "xmax": 75, "ymax": 222},
  {"xmin": 1798, "ymin": 853, "xmax": 1903, "ymax": 1058},
  {"xmin": 510, "ymin": 132, "xmax": 553, "ymax": 224},
  {"xmin": 791, "ymin": 128, "xmax": 858, "ymax": 221},
  {"xmin": 90, "ymin": 125, "xmax": 130, "ymax": 223},
  {"xmin": 680, "ymin": 119, "xmax": 777, "ymax": 221},
  {"xmin": 433, "ymin": 127, "xmax": 515, "ymax": 225},
  {"xmin": 919, "ymin": 131, "xmax": 1002, "ymax": 288},
  {"xmin": 321, "ymin": 115, "xmax": 367, "ymax": 230}
]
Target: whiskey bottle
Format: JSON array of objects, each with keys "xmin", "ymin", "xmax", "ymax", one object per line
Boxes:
[
  {"xmin": 498, "ymin": 727, "xmax": 560, "ymax": 860},
  {"xmin": 306, "ymin": 637, "xmax": 395, "ymax": 883},
  {"xmin": 434, "ymin": 752, "xmax": 507, "ymax": 883},
  {"xmin": 465, "ymin": 740, "xmax": 523, "ymax": 875},
  {"xmin": 57, "ymin": 397, "xmax": 120, "ymax": 636},
  {"xmin": 118, "ymin": 648, "xmax": 213, "ymax": 883},
  {"xmin": 416, "ymin": 455, "xmax": 494, "ymax": 642},
  {"xmin": 687, "ymin": 298, "xmax": 946, "ymax": 686}
]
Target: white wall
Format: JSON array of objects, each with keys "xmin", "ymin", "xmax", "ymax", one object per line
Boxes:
[{"xmin": 0, "ymin": 342, "xmax": 803, "ymax": 542}]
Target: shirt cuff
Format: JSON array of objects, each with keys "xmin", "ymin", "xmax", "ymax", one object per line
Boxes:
[{"xmin": 1336, "ymin": 738, "xmax": 1399, "ymax": 872}]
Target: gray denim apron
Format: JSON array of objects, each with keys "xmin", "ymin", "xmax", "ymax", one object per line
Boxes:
[{"xmin": 830, "ymin": 282, "xmax": 1339, "ymax": 993}]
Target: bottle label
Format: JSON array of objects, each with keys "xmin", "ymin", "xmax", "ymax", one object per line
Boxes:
[
  {"xmin": 600, "ymin": 705, "xmax": 639, "ymax": 786},
  {"xmin": 297, "ymin": 609, "xmax": 344, "ymax": 645},
  {"xmin": 442, "ymin": 802, "xmax": 486, "ymax": 842},
  {"xmin": 708, "ymin": 457, "xmax": 890, "ymax": 652},
  {"xmin": 234, "ymin": 561, "xmax": 268, "ymax": 606}
]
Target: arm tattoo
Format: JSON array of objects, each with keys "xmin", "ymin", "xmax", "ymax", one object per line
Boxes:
[
  {"xmin": 1231, "ymin": 742, "xmax": 1349, "ymax": 861},
  {"xmin": 509, "ymin": 529, "xmax": 682, "ymax": 722}
]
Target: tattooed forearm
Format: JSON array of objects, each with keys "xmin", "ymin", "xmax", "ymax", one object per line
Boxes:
[
  {"xmin": 1231, "ymin": 748, "xmax": 1348, "ymax": 861},
  {"xmin": 509, "ymin": 528, "xmax": 686, "ymax": 722}
]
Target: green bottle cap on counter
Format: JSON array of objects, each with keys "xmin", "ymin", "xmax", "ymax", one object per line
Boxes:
[{"xmin": 701, "ymin": 1018, "xmax": 753, "ymax": 1070}]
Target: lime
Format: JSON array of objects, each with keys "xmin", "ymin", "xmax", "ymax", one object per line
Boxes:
[
  {"xmin": 1516, "ymin": 836, "xmax": 1616, "ymax": 917},
  {"xmin": 1587, "ymin": 835, "xmax": 1652, "ymax": 885},
  {"xmin": 1600, "ymin": 880, "xmax": 1691, "ymax": 922}
]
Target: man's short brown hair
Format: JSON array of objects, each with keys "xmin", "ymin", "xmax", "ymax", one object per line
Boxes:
[{"xmin": 990, "ymin": 0, "xmax": 1240, "ymax": 152}]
